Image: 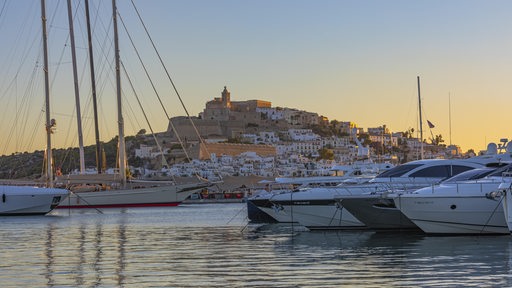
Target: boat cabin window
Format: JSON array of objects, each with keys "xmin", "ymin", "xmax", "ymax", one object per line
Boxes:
[
  {"xmin": 408, "ymin": 164, "xmax": 475, "ymax": 178},
  {"xmin": 443, "ymin": 168, "xmax": 496, "ymax": 183},
  {"xmin": 487, "ymin": 164, "xmax": 512, "ymax": 178},
  {"xmin": 375, "ymin": 164, "xmax": 423, "ymax": 178}
]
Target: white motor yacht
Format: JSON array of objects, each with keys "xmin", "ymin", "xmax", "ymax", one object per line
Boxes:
[
  {"xmin": 0, "ymin": 186, "xmax": 69, "ymax": 215},
  {"xmin": 493, "ymin": 171, "xmax": 512, "ymax": 233},
  {"xmin": 247, "ymin": 162, "xmax": 391, "ymax": 223},
  {"xmin": 336, "ymin": 150, "xmax": 512, "ymax": 230},
  {"xmin": 254, "ymin": 159, "xmax": 488, "ymax": 229},
  {"xmin": 394, "ymin": 165, "xmax": 511, "ymax": 235}
]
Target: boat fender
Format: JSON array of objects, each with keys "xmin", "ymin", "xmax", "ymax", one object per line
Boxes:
[{"xmin": 2, "ymin": 193, "xmax": 5, "ymax": 203}]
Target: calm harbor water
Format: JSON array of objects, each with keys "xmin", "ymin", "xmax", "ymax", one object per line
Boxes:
[{"xmin": 1, "ymin": 203, "xmax": 512, "ymax": 287}]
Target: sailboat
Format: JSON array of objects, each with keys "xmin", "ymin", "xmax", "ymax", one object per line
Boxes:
[
  {"xmin": 55, "ymin": 0, "xmax": 212, "ymax": 209},
  {"xmin": 0, "ymin": 0, "xmax": 69, "ymax": 215}
]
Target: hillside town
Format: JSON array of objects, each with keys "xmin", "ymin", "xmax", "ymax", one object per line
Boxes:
[{"xmin": 130, "ymin": 86, "xmax": 476, "ymax": 181}]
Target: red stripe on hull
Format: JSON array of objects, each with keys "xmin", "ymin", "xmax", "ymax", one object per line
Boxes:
[{"xmin": 57, "ymin": 202, "xmax": 182, "ymax": 209}]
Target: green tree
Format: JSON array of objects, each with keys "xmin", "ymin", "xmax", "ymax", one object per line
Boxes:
[
  {"xmin": 432, "ymin": 134, "xmax": 445, "ymax": 146},
  {"xmin": 402, "ymin": 127, "xmax": 415, "ymax": 139},
  {"xmin": 317, "ymin": 148, "xmax": 334, "ymax": 160}
]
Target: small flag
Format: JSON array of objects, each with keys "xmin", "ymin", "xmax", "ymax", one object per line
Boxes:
[{"xmin": 427, "ymin": 120, "xmax": 435, "ymax": 129}]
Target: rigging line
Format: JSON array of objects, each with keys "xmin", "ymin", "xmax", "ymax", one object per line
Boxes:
[
  {"xmin": 227, "ymin": 204, "xmax": 246, "ymax": 225},
  {"xmin": 70, "ymin": 0, "xmax": 115, "ymax": 141},
  {"xmin": 0, "ymin": 72, "xmax": 21, "ymax": 101},
  {"xmin": 329, "ymin": 200, "xmax": 343, "ymax": 227},
  {"xmin": 65, "ymin": 191, "xmax": 104, "ymax": 214},
  {"xmin": 72, "ymin": 16, "xmax": 96, "ymax": 141},
  {"xmin": 36, "ymin": 2, "xmax": 72, "ymax": 154},
  {"xmin": 83, "ymin": 0, "xmax": 114, "ymax": 93},
  {"xmin": 47, "ymin": 0, "xmax": 62, "ymax": 35},
  {"xmin": 0, "ymin": 6, "xmax": 40, "ymax": 100},
  {"xmin": 123, "ymin": 92, "xmax": 144, "ymax": 136},
  {"xmin": 421, "ymin": 101, "xmax": 436, "ymax": 144},
  {"xmin": 89, "ymin": 20, "xmax": 118, "ymax": 140},
  {"xmin": 0, "ymin": 0, "xmax": 8, "ymax": 22},
  {"xmin": 128, "ymin": 0, "xmax": 214, "ymax": 160},
  {"xmin": 117, "ymin": 13, "xmax": 169, "ymax": 120},
  {"xmin": 480, "ymin": 193, "xmax": 505, "ymax": 234},
  {"xmin": 6, "ymin": 65, "xmax": 40, "ymax": 154},
  {"xmin": 120, "ymin": 61, "xmax": 174, "ymax": 174},
  {"xmin": 0, "ymin": 76, "xmax": 18, "ymax": 138},
  {"xmin": 116, "ymin": 12, "xmax": 192, "ymax": 164},
  {"xmin": 239, "ymin": 219, "xmax": 251, "ymax": 233},
  {"xmin": 290, "ymin": 190, "xmax": 294, "ymax": 236},
  {"xmin": 56, "ymin": 15, "xmax": 80, "ymax": 161}
]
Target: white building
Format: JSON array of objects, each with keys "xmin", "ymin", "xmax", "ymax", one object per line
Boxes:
[
  {"xmin": 256, "ymin": 107, "xmax": 285, "ymax": 120},
  {"xmin": 321, "ymin": 136, "xmax": 351, "ymax": 148},
  {"xmin": 288, "ymin": 129, "xmax": 320, "ymax": 141},
  {"xmin": 135, "ymin": 144, "xmax": 154, "ymax": 158}
]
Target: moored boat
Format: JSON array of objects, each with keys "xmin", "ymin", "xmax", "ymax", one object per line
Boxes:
[
  {"xmin": 394, "ymin": 165, "xmax": 510, "ymax": 235},
  {"xmin": 336, "ymin": 150, "xmax": 512, "ymax": 231},
  {"xmin": 56, "ymin": 175, "xmax": 212, "ymax": 209},
  {"xmin": 0, "ymin": 186, "xmax": 68, "ymax": 215}
]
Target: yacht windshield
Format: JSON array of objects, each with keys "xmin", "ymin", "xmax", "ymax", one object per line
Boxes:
[
  {"xmin": 487, "ymin": 163, "xmax": 512, "ymax": 178},
  {"xmin": 443, "ymin": 168, "xmax": 496, "ymax": 183},
  {"xmin": 375, "ymin": 164, "xmax": 423, "ymax": 178}
]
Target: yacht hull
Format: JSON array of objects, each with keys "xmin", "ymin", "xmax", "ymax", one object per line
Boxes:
[
  {"xmin": 279, "ymin": 200, "xmax": 365, "ymax": 229},
  {"xmin": 252, "ymin": 195, "xmax": 364, "ymax": 228},
  {"xmin": 503, "ymin": 188, "xmax": 512, "ymax": 233},
  {"xmin": 340, "ymin": 195, "xmax": 418, "ymax": 230},
  {"xmin": 246, "ymin": 199, "xmax": 278, "ymax": 223},
  {"xmin": 0, "ymin": 186, "xmax": 68, "ymax": 215},
  {"xmin": 395, "ymin": 194, "xmax": 508, "ymax": 235}
]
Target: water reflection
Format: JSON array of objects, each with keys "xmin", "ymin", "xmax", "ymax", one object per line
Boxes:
[
  {"xmin": 116, "ymin": 217, "xmax": 126, "ymax": 286},
  {"xmin": 271, "ymin": 226, "xmax": 512, "ymax": 287},
  {"xmin": 44, "ymin": 223, "xmax": 56, "ymax": 287},
  {"xmin": 93, "ymin": 223, "xmax": 103, "ymax": 286},
  {"xmin": 3, "ymin": 204, "xmax": 512, "ymax": 287}
]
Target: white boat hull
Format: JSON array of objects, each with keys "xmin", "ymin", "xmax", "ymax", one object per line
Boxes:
[
  {"xmin": 255, "ymin": 201, "xmax": 364, "ymax": 228},
  {"xmin": 257, "ymin": 188, "xmax": 365, "ymax": 228},
  {"xmin": 257, "ymin": 205, "xmax": 295, "ymax": 223},
  {"xmin": 0, "ymin": 186, "xmax": 68, "ymax": 215},
  {"xmin": 281, "ymin": 202, "xmax": 364, "ymax": 229},
  {"xmin": 500, "ymin": 184, "xmax": 512, "ymax": 233},
  {"xmin": 396, "ymin": 194, "xmax": 508, "ymax": 234},
  {"xmin": 58, "ymin": 181, "xmax": 210, "ymax": 208}
]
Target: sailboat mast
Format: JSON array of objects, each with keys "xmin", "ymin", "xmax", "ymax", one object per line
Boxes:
[
  {"xmin": 113, "ymin": 0, "xmax": 127, "ymax": 186},
  {"xmin": 85, "ymin": 0, "xmax": 103, "ymax": 173},
  {"xmin": 417, "ymin": 76, "xmax": 424, "ymax": 159},
  {"xmin": 41, "ymin": 0, "xmax": 53, "ymax": 187},
  {"xmin": 66, "ymin": 0, "xmax": 85, "ymax": 174},
  {"xmin": 449, "ymin": 93, "xmax": 452, "ymax": 146}
]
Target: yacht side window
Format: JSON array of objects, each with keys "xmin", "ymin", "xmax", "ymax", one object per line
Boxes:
[
  {"xmin": 375, "ymin": 164, "xmax": 423, "ymax": 178},
  {"xmin": 409, "ymin": 165, "xmax": 475, "ymax": 178},
  {"xmin": 450, "ymin": 165, "xmax": 478, "ymax": 177},
  {"xmin": 487, "ymin": 164, "xmax": 512, "ymax": 177},
  {"xmin": 443, "ymin": 168, "xmax": 495, "ymax": 183}
]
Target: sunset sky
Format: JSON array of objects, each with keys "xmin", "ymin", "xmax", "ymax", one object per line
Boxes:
[{"xmin": 0, "ymin": 0, "xmax": 511, "ymax": 156}]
